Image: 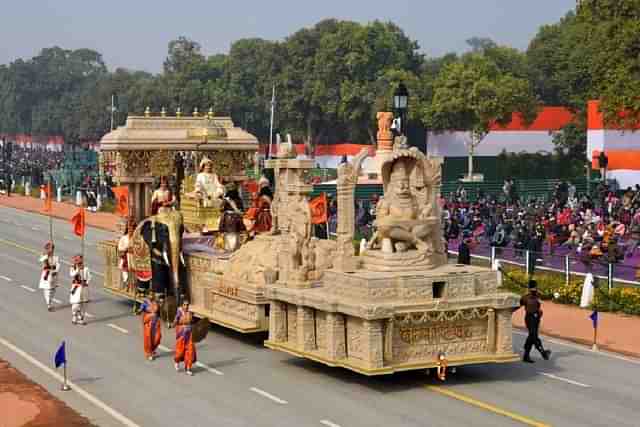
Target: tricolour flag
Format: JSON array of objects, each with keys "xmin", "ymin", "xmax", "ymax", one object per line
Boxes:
[
  {"xmin": 70, "ymin": 208, "xmax": 85, "ymax": 237},
  {"xmin": 589, "ymin": 310, "xmax": 598, "ymax": 329},
  {"xmin": 54, "ymin": 341, "xmax": 66, "ymax": 368}
]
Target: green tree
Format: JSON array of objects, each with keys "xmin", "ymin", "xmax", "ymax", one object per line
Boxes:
[{"xmin": 424, "ymin": 53, "xmax": 538, "ymax": 180}]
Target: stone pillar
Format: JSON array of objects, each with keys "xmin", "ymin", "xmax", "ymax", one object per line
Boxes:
[
  {"xmin": 495, "ymin": 309, "xmax": 514, "ymax": 354},
  {"xmin": 486, "ymin": 308, "xmax": 496, "ymax": 353},
  {"xmin": 326, "ymin": 312, "xmax": 346, "ymax": 360},
  {"xmin": 268, "ymin": 301, "xmax": 288, "ymax": 343},
  {"xmin": 334, "ymin": 149, "xmax": 369, "ymax": 272},
  {"xmin": 297, "ymin": 306, "xmax": 316, "ymax": 351},
  {"xmin": 362, "ymin": 320, "xmax": 384, "ymax": 370}
]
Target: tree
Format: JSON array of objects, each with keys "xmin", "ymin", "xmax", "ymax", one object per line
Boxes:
[{"xmin": 424, "ymin": 53, "xmax": 538, "ymax": 180}]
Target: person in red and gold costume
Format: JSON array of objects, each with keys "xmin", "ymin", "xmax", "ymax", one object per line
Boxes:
[
  {"xmin": 141, "ymin": 293, "xmax": 162, "ymax": 361},
  {"xmin": 172, "ymin": 300, "xmax": 196, "ymax": 376},
  {"xmin": 243, "ymin": 192, "xmax": 273, "ymax": 238},
  {"xmin": 151, "ymin": 176, "xmax": 175, "ymax": 215}
]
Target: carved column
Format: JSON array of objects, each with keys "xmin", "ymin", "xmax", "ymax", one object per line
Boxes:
[
  {"xmin": 495, "ymin": 309, "xmax": 514, "ymax": 354},
  {"xmin": 362, "ymin": 319, "xmax": 384, "ymax": 370},
  {"xmin": 326, "ymin": 312, "xmax": 346, "ymax": 360},
  {"xmin": 486, "ymin": 308, "xmax": 496, "ymax": 353},
  {"xmin": 297, "ymin": 306, "xmax": 316, "ymax": 351},
  {"xmin": 334, "ymin": 149, "xmax": 369, "ymax": 272},
  {"xmin": 268, "ymin": 301, "xmax": 288, "ymax": 343}
]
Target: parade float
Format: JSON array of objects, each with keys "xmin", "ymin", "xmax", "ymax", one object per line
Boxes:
[{"xmin": 98, "ymin": 108, "xmax": 520, "ymax": 374}]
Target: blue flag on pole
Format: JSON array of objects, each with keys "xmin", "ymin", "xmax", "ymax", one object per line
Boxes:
[
  {"xmin": 589, "ymin": 311, "xmax": 598, "ymax": 329},
  {"xmin": 54, "ymin": 341, "xmax": 66, "ymax": 368}
]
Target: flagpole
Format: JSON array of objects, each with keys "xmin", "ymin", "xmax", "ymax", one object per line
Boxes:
[
  {"xmin": 268, "ymin": 84, "xmax": 275, "ymax": 159},
  {"xmin": 48, "ymin": 178, "xmax": 53, "ymax": 243},
  {"xmin": 62, "ymin": 363, "xmax": 71, "ymax": 391},
  {"xmin": 592, "ymin": 316, "xmax": 598, "ymax": 351}
]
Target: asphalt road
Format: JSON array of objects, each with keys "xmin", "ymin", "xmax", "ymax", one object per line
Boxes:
[{"xmin": 1, "ymin": 205, "xmax": 640, "ymax": 427}]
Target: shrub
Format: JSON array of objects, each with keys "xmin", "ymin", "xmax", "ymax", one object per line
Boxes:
[{"xmin": 500, "ymin": 268, "xmax": 640, "ymax": 316}]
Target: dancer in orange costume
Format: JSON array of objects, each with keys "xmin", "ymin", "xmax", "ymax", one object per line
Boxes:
[
  {"xmin": 172, "ymin": 300, "xmax": 196, "ymax": 375},
  {"xmin": 141, "ymin": 294, "xmax": 162, "ymax": 361}
]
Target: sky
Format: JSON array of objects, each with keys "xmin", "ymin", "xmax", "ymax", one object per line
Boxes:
[{"xmin": 0, "ymin": 0, "xmax": 576, "ymax": 73}]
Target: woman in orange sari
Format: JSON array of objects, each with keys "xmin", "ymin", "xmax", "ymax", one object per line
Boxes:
[
  {"xmin": 172, "ymin": 300, "xmax": 196, "ymax": 376},
  {"xmin": 142, "ymin": 294, "xmax": 162, "ymax": 361}
]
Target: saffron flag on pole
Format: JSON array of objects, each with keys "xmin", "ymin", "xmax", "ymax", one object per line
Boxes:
[
  {"xmin": 111, "ymin": 186, "xmax": 129, "ymax": 217},
  {"xmin": 70, "ymin": 208, "xmax": 85, "ymax": 237},
  {"xmin": 309, "ymin": 193, "xmax": 328, "ymax": 225},
  {"xmin": 54, "ymin": 341, "xmax": 66, "ymax": 368},
  {"xmin": 43, "ymin": 182, "xmax": 52, "ymax": 212},
  {"xmin": 589, "ymin": 310, "xmax": 598, "ymax": 329}
]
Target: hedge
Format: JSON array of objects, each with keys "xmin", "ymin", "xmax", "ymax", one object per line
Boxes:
[{"xmin": 500, "ymin": 268, "xmax": 640, "ymax": 316}]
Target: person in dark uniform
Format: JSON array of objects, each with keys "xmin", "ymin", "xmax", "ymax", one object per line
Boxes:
[
  {"xmin": 520, "ymin": 279, "xmax": 551, "ymax": 363},
  {"xmin": 457, "ymin": 237, "xmax": 471, "ymax": 265}
]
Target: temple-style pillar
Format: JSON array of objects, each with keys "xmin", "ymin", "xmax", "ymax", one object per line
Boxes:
[
  {"xmin": 495, "ymin": 309, "xmax": 514, "ymax": 354},
  {"xmin": 362, "ymin": 319, "xmax": 384, "ymax": 370},
  {"xmin": 326, "ymin": 312, "xmax": 346, "ymax": 360},
  {"xmin": 297, "ymin": 306, "xmax": 316, "ymax": 351},
  {"xmin": 334, "ymin": 148, "xmax": 369, "ymax": 272},
  {"xmin": 268, "ymin": 301, "xmax": 288, "ymax": 343},
  {"xmin": 487, "ymin": 308, "xmax": 496, "ymax": 353}
]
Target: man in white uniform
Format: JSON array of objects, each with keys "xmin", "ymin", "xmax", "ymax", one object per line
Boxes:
[
  {"xmin": 39, "ymin": 241, "xmax": 60, "ymax": 311},
  {"xmin": 69, "ymin": 255, "xmax": 92, "ymax": 325}
]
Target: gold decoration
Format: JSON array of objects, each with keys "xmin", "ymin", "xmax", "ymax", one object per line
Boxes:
[
  {"xmin": 161, "ymin": 107, "xmax": 167, "ymax": 117},
  {"xmin": 207, "ymin": 107, "xmax": 214, "ymax": 120},
  {"xmin": 193, "ymin": 107, "xmax": 199, "ymax": 117},
  {"xmin": 149, "ymin": 151, "xmax": 174, "ymax": 176},
  {"xmin": 118, "ymin": 151, "xmax": 153, "ymax": 176},
  {"xmin": 144, "ymin": 106, "xmax": 151, "ymax": 117},
  {"xmin": 176, "ymin": 107, "xmax": 182, "ymax": 118},
  {"xmin": 207, "ymin": 150, "xmax": 253, "ymax": 177}
]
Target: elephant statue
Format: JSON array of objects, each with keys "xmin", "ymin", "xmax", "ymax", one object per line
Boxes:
[{"xmin": 129, "ymin": 209, "xmax": 187, "ymax": 308}]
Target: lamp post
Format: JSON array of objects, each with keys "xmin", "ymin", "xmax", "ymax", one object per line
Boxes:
[{"xmin": 393, "ymin": 83, "xmax": 409, "ymax": 136}]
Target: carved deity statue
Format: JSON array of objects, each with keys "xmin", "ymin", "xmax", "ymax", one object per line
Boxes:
[
  {"xmin": 368, "ymin": 153, "xmax": 437, "ymax": 254},
  {"xmin": 376, "ymin": 112, "xmax": 394, "ymax": 140},
  {"xmin": 193, "ymin": 157, "xmax": 224, "ymax": 208}
]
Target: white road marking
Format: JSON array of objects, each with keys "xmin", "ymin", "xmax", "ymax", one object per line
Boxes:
[
  {"xmin": 0, "ymin": 336, "xmax": 142, "ymax": 427},
  {"xmin": 53, "ymin": 298, "xmax": 62, "ymax": 304},
  {"xmin": 539, "ymin": 372, "xmax": 591, "ymax": 388},
  {"xmin": 84, "ymin": 313, "xmax": 95, "ymax": 318},
  {"xmin": 513, "ymin": 330, "xmax": 640, "ymax": 365},
  {"xmin": 20, "ymin": 285, "xmax": 36, "ymax": 293},
  {"xmin": 158, "ymin": 344, "xmax": 171, "ymax": 352},
  {"xmin": 106, "ymin": 324, "xmax": 129, "ymax": 334},
  {"xmin": 0, "ymin": 275, "xmax": 12, "ymax": 281},
  {"xmin": 31, "ymin": 227, "xmax": 39, "ymax": 231},
  {"xmin": 195, "ymin": 361, "xmax": 224, "ymax": 376},
  {"xmin": 320, "ymin": 420, "xmax": 342, "ymax": 427},
  {"xmin": 250, "ymin": 387, "xmax": 288, "ymax": 404}
]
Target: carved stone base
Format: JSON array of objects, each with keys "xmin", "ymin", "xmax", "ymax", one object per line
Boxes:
[
  {"xmin": 359, "ymin": 249, "xmax": 447, "ymax": 272},
  {"xmin": 265, "ymin": 263, "xmax": 520, "ymax": 375}
]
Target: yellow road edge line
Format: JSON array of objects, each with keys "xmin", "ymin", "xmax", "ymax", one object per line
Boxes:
[
  {"xmin": 426, "ymin": 385, "xmax": 552, "ymax": 427},
  {"xmin": 0, "ymin": 238, "xmax": 104, "ymax": 278}
]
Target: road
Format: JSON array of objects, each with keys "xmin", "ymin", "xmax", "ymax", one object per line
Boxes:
[{"xmin": 1, "ymin": 205, "xmax": 640, "ymax": 427}]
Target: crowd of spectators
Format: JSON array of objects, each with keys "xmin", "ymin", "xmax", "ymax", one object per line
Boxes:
[
  {"xmin": 442, "ymin": 180, "xmax": 640, "ymax": 273},
  {"xmin": 1, "ymin": 146, "xmax": 65, "ymax": 186}
]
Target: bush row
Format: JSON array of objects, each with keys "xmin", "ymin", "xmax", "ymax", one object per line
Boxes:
[{"xmin": 500, "ymin": 268, "xmax": 640, "ymax": 316}]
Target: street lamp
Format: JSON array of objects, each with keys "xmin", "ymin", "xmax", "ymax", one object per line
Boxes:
[{"xmin": 393, "ymin": 83, "xmax": 409, "ymax": 135}]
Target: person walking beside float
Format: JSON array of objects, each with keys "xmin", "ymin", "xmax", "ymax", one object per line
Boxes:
[{"xmin": 39, "ymin": 241, "xmax": 60, "ymax": 312}]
